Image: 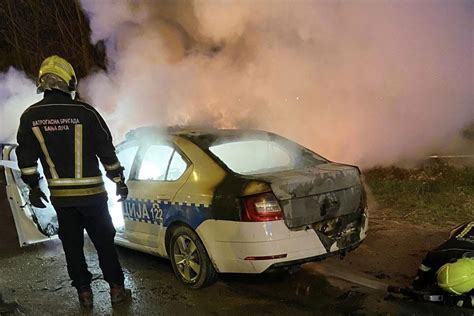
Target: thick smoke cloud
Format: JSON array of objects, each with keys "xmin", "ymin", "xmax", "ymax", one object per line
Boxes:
[
  {"xmin": 0, "ymin": 1, "xmax": 472, "ymax": 169},
  {"xmin": 78, "ymin": 0, "xmax": 473, "ymax": 167},
  {"xmin": 0, "ymin": 68, "xmax": 41, "ymax": 143}
]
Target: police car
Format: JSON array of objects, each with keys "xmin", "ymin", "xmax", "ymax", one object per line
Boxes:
[{"xmin": 2, "ymin": 127, "xmax": 368, "ymax": 288}]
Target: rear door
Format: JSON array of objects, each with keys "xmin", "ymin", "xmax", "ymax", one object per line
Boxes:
[
  {"xmin": 1, "ymin": 144, "xmax": 58, "ymax": 247},
  {"xmin": 122, "ymin": 140, "xmax": 192, "ymax": 255}
]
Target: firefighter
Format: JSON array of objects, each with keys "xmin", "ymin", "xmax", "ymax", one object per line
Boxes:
[
  {"xmin": 16, "ymin": 55, "xmax": 131, "ymax": 308},
  {"xmin": 412, "ymin": 221, "xmax": 474, "ymax": 307}
]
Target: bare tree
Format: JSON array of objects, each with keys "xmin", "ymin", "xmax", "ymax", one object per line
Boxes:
[{"xmin": 0, "ymin": 0, "xmax": 103, "ymax": 78}]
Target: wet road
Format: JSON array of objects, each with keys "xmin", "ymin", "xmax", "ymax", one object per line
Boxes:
[
  {"xmin": 2, "ymin": 237, "xmax": 471, "ymax": 315},
  {"xmin": 0, "ymin": 237, "xmax": 346, "ymax": 315}
]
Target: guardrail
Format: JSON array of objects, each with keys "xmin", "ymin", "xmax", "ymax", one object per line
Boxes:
[{"xmin": 427, "ymin": 154, "xmax": 474, "ymax": 166}]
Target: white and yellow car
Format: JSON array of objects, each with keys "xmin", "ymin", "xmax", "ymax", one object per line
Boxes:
[{"xmin": 2, "ymin": 127, "xmax": 368, "ymax": 288}]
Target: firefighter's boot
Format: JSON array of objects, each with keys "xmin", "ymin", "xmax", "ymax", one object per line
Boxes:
[
  {"xmin": 77, "ymin": 286, "xmax": 93, "ymax": 308},
  {"xmin": 110, "ymin": 284, "xmax": 132, "ymax": 305}
]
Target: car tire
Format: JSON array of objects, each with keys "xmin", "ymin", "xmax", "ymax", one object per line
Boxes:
[{"xmin": 169, "ymin": 226, "xmax": 217, "ymax": 289}]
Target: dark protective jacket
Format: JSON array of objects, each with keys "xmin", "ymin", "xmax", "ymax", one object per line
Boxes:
[
  {"xmin": 412, "ymin": 222, "xmax": 474, "ymax": 308},
  {"xmin": 413, "ymin": 222, "xmax": 474, "ymax": 307},
  {"xmin": 420, "ymin": 221, "xmax": 474, "ymax": 272},
  {"xmin": 16, "ymin": 90, "xmax": 124, "ymax": 207}
]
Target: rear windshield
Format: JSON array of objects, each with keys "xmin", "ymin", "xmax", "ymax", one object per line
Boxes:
[{"xmin": 209, "ymin": 135, "xmax": 327, "ymax": 175}]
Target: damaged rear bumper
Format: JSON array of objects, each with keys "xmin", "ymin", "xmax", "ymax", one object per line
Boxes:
[{"xmin": 196, "ymin": 214, "xmax": 368, "ymax": 274}]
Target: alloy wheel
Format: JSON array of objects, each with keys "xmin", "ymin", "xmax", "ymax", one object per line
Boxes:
[{"xmin": 173, "ymin": 235, "xmax": 201, "ymax": 282}]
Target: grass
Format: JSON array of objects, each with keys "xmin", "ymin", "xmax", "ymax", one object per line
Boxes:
[{"xmin": 364, "ymin": 162, "xmax": 474, "ymax": 226}]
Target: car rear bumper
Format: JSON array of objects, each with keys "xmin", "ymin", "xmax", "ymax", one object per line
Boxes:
[
  {"xmin": 264, "ymin": 240, "xmax": 362, "ymax": 273},
  {"xmin": 196, "ymin": 215, "xmax": 367, "ymax": 274}
]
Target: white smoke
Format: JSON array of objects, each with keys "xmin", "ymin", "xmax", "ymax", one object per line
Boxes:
[
  {"xmin": 1, "ymin": 1, "xmax": 472, "ymax": 169},
  {"xmin": 77, "ymin": 0, "xmax": 473, "ymax": 168},
  {"xmin": 0, "ymin": 68, "xmax": 41, "ymax": 143}
]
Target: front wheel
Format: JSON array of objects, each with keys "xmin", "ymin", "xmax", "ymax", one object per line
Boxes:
[{"xmin": 169, "ymin": 226, "xmax": 217, "ymax": 289}]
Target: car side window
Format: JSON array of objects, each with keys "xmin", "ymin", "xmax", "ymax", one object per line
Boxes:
[
  {"xmin": 166, "ymin": 150, "xmax": 187, "ymax": 181},
  {"xmin": 117, "ymin": 145, "xmax": 139, "ymax": 180},
  {"xmin": 137, "ymin": 145, "xmax": 174, "ymax": 181}
]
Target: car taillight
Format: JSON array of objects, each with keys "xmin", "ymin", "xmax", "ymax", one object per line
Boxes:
[{"xmin": 241, "ymin": 192, "xmax": 283, "ymax": 222}]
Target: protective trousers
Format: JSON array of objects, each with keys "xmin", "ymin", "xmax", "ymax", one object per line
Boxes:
[{"xmin": 55, "ymin": 201, "xmax": 125, "ymax": 289}]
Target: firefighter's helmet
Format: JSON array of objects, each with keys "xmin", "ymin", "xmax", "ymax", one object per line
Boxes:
[
  {"xmin": 37, "ymin": 55, "xmax": 77, "ymax": 95},
  {"xmin": 437, "ymin": 258, "xmax": 474, "ymax": 295}
]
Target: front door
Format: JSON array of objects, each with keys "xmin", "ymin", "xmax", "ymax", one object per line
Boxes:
[{"xmin": 122, "ymin": 142, "xmax": 191, "ymax": 255}]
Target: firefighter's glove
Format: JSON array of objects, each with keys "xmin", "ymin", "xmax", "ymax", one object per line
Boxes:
[
  {"xmin": 116, "ymin": 181, "xmax": 128, "ymax": 202},
  {"xmin": 29, "ymin": 186, "xmax": 49, "ymax": 208}
]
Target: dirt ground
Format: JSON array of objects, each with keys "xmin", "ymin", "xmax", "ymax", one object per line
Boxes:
[
  {"xmin": 0, "ymin": 176, "xmax": 467, "ymax": 315},
  {"xmin": 330, "ymin": 192, "xmax": 447, "ymax": 287}
]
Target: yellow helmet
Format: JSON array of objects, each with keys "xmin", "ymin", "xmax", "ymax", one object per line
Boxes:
[
  {"xmin": 437, "ymin": 258, "xmax": 474, "ymax": 295},
  {"xmin": 37, "ymin": 55, "xmax": 77, "ymax": 95}
]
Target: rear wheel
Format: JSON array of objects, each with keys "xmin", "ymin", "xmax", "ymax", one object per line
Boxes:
[{"xmin": 169, "ymin": 226, "xmax": 217, "ymax": 289}]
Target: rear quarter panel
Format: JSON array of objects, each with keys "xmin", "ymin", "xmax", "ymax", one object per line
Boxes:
[{"xmin": 173, "ymin": 137, "xmax": 227, "ymax": 208}]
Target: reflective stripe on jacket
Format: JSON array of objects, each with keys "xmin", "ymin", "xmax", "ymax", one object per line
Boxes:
[{"xmin": 16, "ymin": 90, "xmax": 123, "ymax": 206}]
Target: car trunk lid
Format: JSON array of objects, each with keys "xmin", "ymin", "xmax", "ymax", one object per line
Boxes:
[{"xmin": 249, "ymin": 163, "xmax": 362, "ymax": 229}]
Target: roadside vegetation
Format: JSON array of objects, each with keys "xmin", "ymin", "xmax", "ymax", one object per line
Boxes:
[{"xmin": 364, "ymin": 162, "xmax": 474, "ymax": 226}]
